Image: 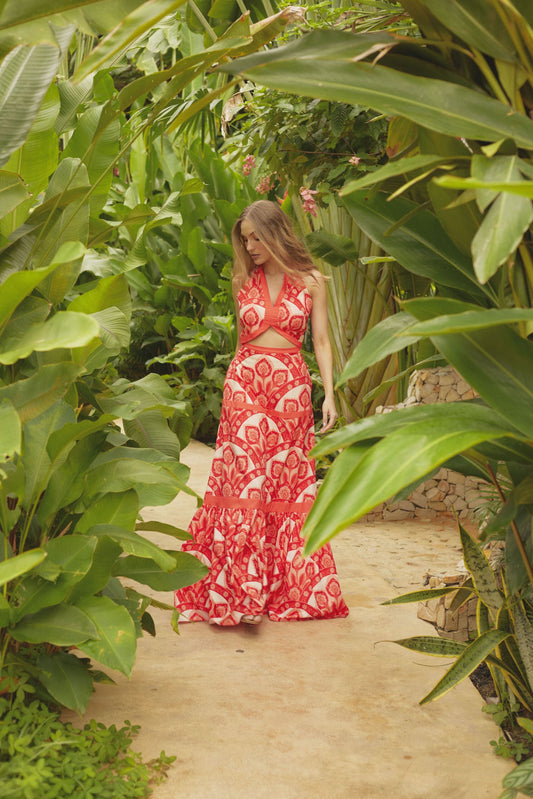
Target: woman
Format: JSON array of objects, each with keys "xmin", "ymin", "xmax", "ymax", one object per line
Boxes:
[{"xmin": 174, "ymin": 200, "xmax": 349, "ymax": 625}]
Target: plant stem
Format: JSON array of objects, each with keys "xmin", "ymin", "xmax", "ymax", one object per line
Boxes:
[{"xmin": 487, "ymin": 463, "xmax": 533, "ymax": 587}]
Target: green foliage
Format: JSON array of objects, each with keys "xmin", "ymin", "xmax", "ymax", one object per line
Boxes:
[
  {"xmin": 0, "ymin": 0, "xmax": 295, "ymax": 712},
  {"xmin": 0, "ymin": 691, "xmax": 175, "ymax": 798}
]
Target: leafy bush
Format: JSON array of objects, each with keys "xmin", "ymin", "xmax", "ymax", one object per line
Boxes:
[{"xmin": 0, "ymin": 692, "xmax": 174, "ymax": 798}]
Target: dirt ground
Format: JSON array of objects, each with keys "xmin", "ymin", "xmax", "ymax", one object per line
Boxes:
[{"xmin": 65, "ymin": 441, "xmax": 511, "ymax": 799}]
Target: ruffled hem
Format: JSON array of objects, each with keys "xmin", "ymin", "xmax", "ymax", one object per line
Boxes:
[{"xmin": 174, "ymin": 505, "xmax": 349, "ymax": 626}]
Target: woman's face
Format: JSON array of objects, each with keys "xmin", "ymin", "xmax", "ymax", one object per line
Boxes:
[{"xmin": 240, "ymin": 219, "xmax": 274, "ymax": 269}]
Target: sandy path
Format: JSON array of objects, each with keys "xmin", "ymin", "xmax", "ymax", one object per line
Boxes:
[{"xmin": 66, "ymin": 440, "xmax": 511, "ymax": 799}]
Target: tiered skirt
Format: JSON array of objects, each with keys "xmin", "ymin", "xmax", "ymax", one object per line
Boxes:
[{"xmin": 174, "ymin": 343, "xmax": 349, "ymax": 625}]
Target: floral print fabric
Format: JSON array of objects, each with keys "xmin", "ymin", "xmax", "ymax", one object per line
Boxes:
[{"xmin": 174, "ymin": 270, "xmax": 348, "ymax": 625}]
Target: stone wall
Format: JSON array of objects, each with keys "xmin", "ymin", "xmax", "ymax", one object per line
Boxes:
[{"xmin": 362, "ymin": 366, "xmax": 491, "ymax": 522}]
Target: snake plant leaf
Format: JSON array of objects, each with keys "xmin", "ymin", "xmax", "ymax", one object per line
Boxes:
[
  {"xmin": 342, "ymin": 191, "xmax": 492, "ymax": 302},
  {"xmin": 459, "ymin": 523, "xmax": 502, "ymax": 611},
  {"xmin": 502, "ymin": 757, "xmax": 533, "ymax": 793},
  {"xmin": 382, "ymin": 586, "xmax": 460, "ymax": 605},
  {"xmin": 420, "ymin": 629, "xmax": 510, "ymax": 705},
  {"xmin": 220, "ymin": 29, "xmax": 533, "ymax": 148},
  {"xmin": 337, "ymin": 311, "xmax": 421, "ymax": 387},
  {"xmin": 393, "ymin": 636, "xmax": 466, "ymax": 657},
  {"xmin": 75, "ymin": 595, "xmax": 136, "ymax": 676},
  {"xmin": 513, "ymin": 601, "xmax": 533, "ymax": 694},
  {"xmin": 304, "ymin": 406, "xmax": 520, "ymax": 552}
]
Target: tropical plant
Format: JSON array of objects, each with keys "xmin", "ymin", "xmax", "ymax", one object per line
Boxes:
[
  {"xmin": 220, "ymin": 0, "xmax": 533, "ymax": 781},
  {"xmin": 0, "ymin": 690, "xmax": 175, "ymax": 797},
  {"xmin": 0, "ymin": 0, "xmax": 297, "ymax": 710}
]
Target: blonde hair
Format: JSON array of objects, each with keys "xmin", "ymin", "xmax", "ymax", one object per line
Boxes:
[{"xmin": 231, "ymin": 200, "xmax": 317, "ymax": 291}]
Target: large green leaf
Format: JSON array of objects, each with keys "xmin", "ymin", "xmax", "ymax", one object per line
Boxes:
[
  {"xmin": 15, "ymin": 536, "xmax": 97, "ymax": 618},
  {"xmin": 0, "ymin": 0, "xmax": 111, "ymax": 29},
  {"xmin": 342, "ymin": 154, "xmax": 462, "ymax": 196},
  {"xmin": 10, "ymin": 603, "xmax": 98, "ymax": 645},
  {"xmin": 303, "ymin": 407, "xmax": 518, "ymax": 552},
  {"xmin": 68, "ymin": 536, "xmax": 122, "ymax": 602},
  {"xmin": 85, "ymin": 457, "xmax": 186, "ymax": 506},
  {"xmin": 0, "ymin": 548, "xmax": 46, "ymax": 588},
  {"xmin": 0, "ymin": 362, "xmax": 83, "ymax": 423},
  {"xmin": 72, "ymin": 0, "xmax": 189, "ymax": 82},
  {"xmin": 312, "ymin": 399, "xmax": 508, "ymax": 458},
  {"xmin": 0, "ymin": 42, "xmax": 64, "ymax": 167},
  {"xmin": 86, "ymin": 524, "xmax": 176, "ymax": 571},
  {"xmin": 0, "ymin": 170, "xmax": 31, "ymax": 217},
  {"xmin": 423, "ymin": 0, "xmax": 517, "ymax": 61},
  {"xmin": 0, "ymin": 83, "xmax": 60, "ymax": 235},
  {"xmin": 113, "ymin": 551, "xmax": 208, "ymax": 590},
  {"xmin": 337, "ymin": 311, "xmax": 421, "ymax": 387},
  {"xmin": 0, "ymin": 311, "xmax": 100, "ymax": 365},
  {"xmin": 405, "ymin": 297, "xmax": 533, "ymax": 440},
  {"xmin": 123, "ymin": 410, "xmax": 181, "ymax": 458},
  {"xmin": 468, "ymin": 156, "xmax": 533, "ymax": 283},
  {"xmin": 220, "ymin": 30, "xmax": 533, "ymax": 148},
  {"xmin": 75, "ymin": 489, "xmax": 139, "ymax": 535},
  {"xmin": 405, "ymin": 308, "xmax": 533, "ymax": 336},
  {"xmin": 0, "ymin": 399, "xmax": 21, "ymax": 460},
  {"xmin": 60, "ymin": 98, "xmax": 119, "ymax": 216},
  {"xmin": 0, "ymin": 263, "xmax": 58, "ymax": 331},
  {"xmin": 75, "ymin": 595, "xmax": 136, "ymax": 676},
  {"xmin": 36, "ymin": 432, "xmax": 106, "ymax": 523},
  {"xmin": 38, "ymin": 651, "xmax": 93, "ymax": 715},
  {"xmin": 342, "ymin": 190, "xmax": 492, "ymax": 302},
  {"xmin": 21, "ymin": 400, "xmax": 75, "ymax": 508}
]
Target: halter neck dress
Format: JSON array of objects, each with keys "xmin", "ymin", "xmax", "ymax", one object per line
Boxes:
[{"xmin": 174, "ymin": 266, "xmax": 349, "ymax": 625}]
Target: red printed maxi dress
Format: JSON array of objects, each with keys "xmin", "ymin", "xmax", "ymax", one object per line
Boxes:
[{"xmin": 174, "ymin": 266, "xmax": 349, "ymax": 625}]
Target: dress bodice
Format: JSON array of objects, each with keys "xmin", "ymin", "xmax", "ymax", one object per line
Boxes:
[{"xmin": 237, "ymin": 266, "xmax": 312, "ymax": 348}]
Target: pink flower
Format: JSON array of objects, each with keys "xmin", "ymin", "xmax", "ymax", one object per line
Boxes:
[
  {"xmin": 299, "ymin": 186, "xmax": 318, "ymax": 217},
  {"xmin": 349, "ymin": 155, "xmax": 361, "ymax": 165},
  {"xmin": 243, "ymin": 154, "xmax": 256, "ymax": 176},
  {"xmin": 255, "ymin": 174, "xmax": 275, "ymax": 194}
]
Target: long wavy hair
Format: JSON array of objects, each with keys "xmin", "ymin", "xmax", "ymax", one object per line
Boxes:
[{"xmin": 231, "ymin": 200, "xmax": 317, "ymax": 291}]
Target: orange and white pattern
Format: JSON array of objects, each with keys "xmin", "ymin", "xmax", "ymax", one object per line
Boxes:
[{"xmin": 174, "ymin": 269, "xmax": 349, "ymax": 625}]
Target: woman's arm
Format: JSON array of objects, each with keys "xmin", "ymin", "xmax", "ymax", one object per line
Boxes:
[{"xmin": 309, "ymin": 273, "xmax": 338, "ymax": 434}]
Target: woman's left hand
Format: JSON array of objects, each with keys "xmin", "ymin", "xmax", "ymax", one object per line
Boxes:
[{"xmin": 320, "ymin": 396, "xmax": 338, "ymax": 434}]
